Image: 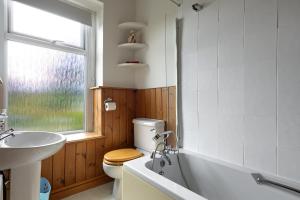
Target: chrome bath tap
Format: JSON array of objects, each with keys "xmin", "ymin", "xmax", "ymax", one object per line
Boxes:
[
  {"xmin": 151, "ymin": 131, "xmax": 178, "ymax": 169},
  {"xmin": 0, "ymin": 128, "xmax": 15, "ymax": 141},
  {"xmin": 151, "ymin": 141, "xmax": 172, "ymax": 164}
]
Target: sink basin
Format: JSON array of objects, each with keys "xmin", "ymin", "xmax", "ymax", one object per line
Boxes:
[
  {"xmin": 0, "ymin": 131, "xmax": 66, "ymax": 170},
  {"xmin": 0, "ymin": 131, "xmax": 65, "ymax": 200}
]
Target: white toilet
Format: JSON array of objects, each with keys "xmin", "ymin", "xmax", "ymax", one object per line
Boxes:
[{"xmin": 103, "ymin": 118, "xmax": 165, "ymax": 200}]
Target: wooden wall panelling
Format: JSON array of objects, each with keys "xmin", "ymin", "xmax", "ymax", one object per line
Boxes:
[
  {"xmin": 95, "ymin": 139, "xmax": 105, "ymax": 176},
  {"xmin": 162, "ymin": 87, "xmax": 169, "ymax": 123},
  {"xmin": 112, "ymin": 90, "xmax": 121, "ymax": 147},
  {"xmin": 93, "ymin": 89, "xmax": 100, "ymax": 134},
  {"xmin": 100, "ymin": 90, "xmax": 105, "ymax": 136},
  {"xmin": 150, "ymin": 89, "xmax": 156, "ymax": 118},
  {"xmin": 65, "ymin": 143, "xmax": 76, "ymax": 186},
  {"xmin": 136, "ymin": 90, "xmax": 145, "ymax": 117},
  {"xmin": 104, "ymin": 89, "xmax": 113, "ymax": 148},
  {"xmin": 119, "ymin": 90, "xmax": 127, "ymax": 145},
  {"xmin": 53, "ymin": 147, "xmax": 66, "ymax": 189},
  {"xmin": 43, "ymin": 138, "xmax": 110, "ymax": 199},
  {"xmin": 41, "ymin": 157, "xmax": 53, "ymax": 185},
  {"xmin": 75, "ymin": 142, "xmax": 87, "ymax": 183},
  {"xmin": 127, "ymin": 90, "xmax": 135, "ymax": 146},
  {"xmin": 101, "ymin": 88, "xmax": 136, "ymax": 149},
  {"xmin": 94, "ymin": 88, "xmax": 105, "ymax": 136},
  {"xmin": 135, "ymin": 86, "xmax": 176, "ymax": 147},
  {"xmin": 86, "ymin": 140, "xmax": 96, "ymax": 179},
  {"xmin": 145, "ymin": 89, "xmax": 152, "ymax": 118},
  {"xmin": 155, "ymin": 88, "xmax": 163, "ymax": 120}
]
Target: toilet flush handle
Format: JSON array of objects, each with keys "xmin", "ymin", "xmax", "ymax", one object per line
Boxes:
[{"xmin": 150, "ymin": 128, "xmax": 156, "ymax": 133}]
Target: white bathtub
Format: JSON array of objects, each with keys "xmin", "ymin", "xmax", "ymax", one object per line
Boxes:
[{"xmin": 124, "ymin": 149, "xmax": 300, "ymax": 200}]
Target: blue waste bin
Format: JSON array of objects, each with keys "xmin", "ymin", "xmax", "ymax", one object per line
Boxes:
[{"xmin": 40, "ymin": 177, "xmax": 51, "ymax": 200}]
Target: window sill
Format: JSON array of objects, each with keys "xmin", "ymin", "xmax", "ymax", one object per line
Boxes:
[{"xmin": 65, "ymin": 132, "xmax": 105, "ymax": 143}]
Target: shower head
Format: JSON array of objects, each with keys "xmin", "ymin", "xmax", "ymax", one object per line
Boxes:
[{"xmin": 192, "ymin": 3, "xmax": 204, "ymax": 12}]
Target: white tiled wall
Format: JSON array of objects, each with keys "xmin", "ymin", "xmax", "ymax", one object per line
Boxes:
[{"xmin": 181, "ymin": 0, "xmax": 300, "ymax": 183}]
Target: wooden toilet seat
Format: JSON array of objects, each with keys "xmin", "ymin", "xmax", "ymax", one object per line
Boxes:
[{"xmin": 103, "ymin": 148, "xmax": 143, "ymax": 166}]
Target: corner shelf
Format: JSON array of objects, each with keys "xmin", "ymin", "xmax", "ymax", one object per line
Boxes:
[
  {"xmin": 117, "ymin": 63, "xmax": 148, "ymax": 69},
  {"xmin": 118, "ymin": 22, "xmax": 147, "ymax": 30},
  {"xmin": 118, "ymin": 43, "xmax": 147, "ymax": 50},
  {"xmin": 117, "ymin": 21, "xmax": 148, "ymax": 70}
]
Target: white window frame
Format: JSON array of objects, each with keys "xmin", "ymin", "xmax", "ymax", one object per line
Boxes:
[
  {"xmin": 0, "ymin": 0, "xmax": 103, "ymax": 134},
  {"xmin": 7, "ymin": 1, "xmax": 87, "ymax": 51}
]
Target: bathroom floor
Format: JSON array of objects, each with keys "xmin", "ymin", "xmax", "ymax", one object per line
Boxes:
[{"xmin": 62, "ymin": 182, "xmax": 114, "ymax": 200}]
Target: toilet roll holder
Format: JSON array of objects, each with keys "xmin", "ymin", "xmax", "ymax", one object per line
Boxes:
[
  {"xmin": 104, "ymin": 98, "xmax": 113, "ymax": 104},
  {"xmin": 104, "ymin": 98, "xmax": 117, "ymax": 112}
]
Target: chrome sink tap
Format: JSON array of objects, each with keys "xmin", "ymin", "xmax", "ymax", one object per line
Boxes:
[{"xmin": 0, "ymin": 128, "xmax": 15, "ymax": 141}]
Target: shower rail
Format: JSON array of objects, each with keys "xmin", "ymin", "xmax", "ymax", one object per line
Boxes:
[{"xmin": 252, "ymin": 173, "xmax": 300, "ymax": 195}]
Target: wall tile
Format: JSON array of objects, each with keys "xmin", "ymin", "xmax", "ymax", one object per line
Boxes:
[
  {"xmin": 218, "ymin": 0, "xmax": 244, "ymax": 71},
  {"xmin": 278, "ymin": 115, "xmax": 300, "ymax": 149},
  {"xmin": 181, "ymin": 89, "xmax": 199, "ymax": 136},
  {"xmin": 181, "ymin": 0, "xmax": 300, "ymax": 183},
  {"xmin": 219, "ymin": 90, "xmax": 244, "ymax": 116},
  {"xmin": 197, "ymin": 69, "xmax": 218, "ymax": 91},
  {"xmin": 218, "ymin": 68, "xmax": 244, "ymax": 91},
  {"xmin": 278, "ymin": 0, "xmax": 300, "ymax": 173},
  {"xmin": 244, "ymin": 0, "xmax": 277, "ymax": 115},
  {"xmin": 198, "ymin": 83, "xmax": 218, "ymax": 117},
  {"xmin": 197, "ymin": 1, "xmax": 218, "ymax": 71},
  {"xmin": 244, "ymin": 62, "xmax": 277, "ymax": 116},
  {"xmin": 243, "ymin": 0, "xmax": 277, "ymax": 173},
  {"xmin": 278, "ymin": 147, "xmax": 300, "ymax": 182},
  {"xmin": 181, "ymin": 0, "xmax": 200, "ymax": 55},
  {"xmin": 198, "ymin": 116, "xmax": 218, "ymax": 158},
  {"xmin": 217, "ymin": 0, "xmax": 245, "ymax": 166},
  {"xmin": 218, "ymin": 116, "xmax": 244, "ymax": 165},
  {"xmin": 183, "ymin": 132, "xmax": 199, "ymax": 153},
  {"xmin": 244, "ymin": 116, "xmax": 277, "ymax": 173}
]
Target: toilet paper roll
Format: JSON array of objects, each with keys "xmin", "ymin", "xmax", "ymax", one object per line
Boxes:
[{"xmin": 105, "ymin": 102, "xmax": 117, "ymax": 111}]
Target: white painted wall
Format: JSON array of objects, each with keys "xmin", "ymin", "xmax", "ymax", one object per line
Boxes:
[
  {"xmin": 99, "ymin": 0, "xmax": 137, "ymax": 88},
  {"xmin": 135, "ymin": 0, "xmax": 177, "ymax": 89},
  {"xmin": 180, "ymin": 0, "xmax": 300, "ymax": 183},
  {"xmin": 98, "ymin": 0, "xmax": 177, "ymax": 89}
]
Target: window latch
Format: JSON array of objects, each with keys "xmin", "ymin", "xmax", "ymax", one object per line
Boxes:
[{"xmin": 51, "ymin": 40, "xmax": 65, "ymax": 45}]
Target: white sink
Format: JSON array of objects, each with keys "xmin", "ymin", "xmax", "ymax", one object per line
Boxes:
[
  {"xmin": 0, "ymin": 131, "xmax": 66, "ymax": 170},
  {"xmin": 0, "ymin": 131, "xmax": 66, "ymax": 200}
]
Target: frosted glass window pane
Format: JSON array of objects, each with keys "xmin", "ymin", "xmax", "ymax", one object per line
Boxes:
[
  {"xmin": 10, "ymin": 1, "xmax": 85, "ymax": 48},
  {"xmin": 7, "ymin": 41, "xmax": 85, "ymax": 132}
]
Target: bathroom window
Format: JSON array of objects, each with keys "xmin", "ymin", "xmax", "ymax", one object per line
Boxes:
[
  {"xmin": 9, "ymin": 1, "xmax": 85, "ymax": 48},
  {"xmin": 6, "ymin": 0, "xmax": 94, "ymax": 133}
]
